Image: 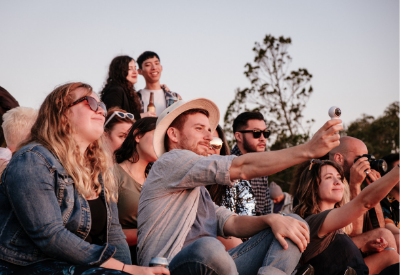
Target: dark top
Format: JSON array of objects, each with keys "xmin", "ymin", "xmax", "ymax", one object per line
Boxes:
[
  {"xmin": 183, "ymin": 186, "xmax": 218, "ymax": 248},
  {"xmin": 381, "ymin": 196, "xmax": 399, "ymax": 228},
  {"xmin": 303, "ymin": 210, "xmax": 369, "ymax": 275},
  {"xmin": 101, "ymin": 84, "xmax": 141, "ymax": 119},
  {"xmin": 86, "ymin": 196, "xmax": 107, "ymax": 245},
  {"xmin": 273, "ymin": 199, "xmax": 285, "ymax": 213}
]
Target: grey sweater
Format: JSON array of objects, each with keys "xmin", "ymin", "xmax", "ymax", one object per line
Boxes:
[{"xmin": 137, "ymin": 149, "xmax": 237, "ymax": 266}]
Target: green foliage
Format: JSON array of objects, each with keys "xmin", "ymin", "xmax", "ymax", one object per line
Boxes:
[
  {"xmin": 345, "ymin": 101, "xmax": 399, "ymax": 158},
  {"xmin": 224, "ymin": 34, "xmax": 314, "ymax": 149}
]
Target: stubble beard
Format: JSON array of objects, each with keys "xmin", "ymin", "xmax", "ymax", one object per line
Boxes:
[
  {"xmin": 243, "ymin": 136, "xmax": 264, "ymax": 153},
  {"xmin": 178, "ymin": 135, "xmax": 209, "ymax": 157}
]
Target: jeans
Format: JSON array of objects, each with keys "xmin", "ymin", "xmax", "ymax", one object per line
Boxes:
[{"xmin": 169, "ymin": 214, "xmax": 303, "ymax": 275}]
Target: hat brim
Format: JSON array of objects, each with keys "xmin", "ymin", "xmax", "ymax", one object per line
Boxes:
[{"xmin": 153, "ymin": 98, "xmax": 220, "ymax": 157}]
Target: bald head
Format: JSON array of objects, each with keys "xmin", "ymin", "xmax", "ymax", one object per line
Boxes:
[{"xmin": 329, "ymin": 136, "xmax": 368, "ymax": 180}]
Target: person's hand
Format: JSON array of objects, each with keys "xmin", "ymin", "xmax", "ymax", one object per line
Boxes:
[
  {"xmin": 141, "ymin": 111, "xmax": 157, "ymax": 118},
  {"xmin": 306, "ymin": 119, "xmax": 343, "ymax": 159},
  {"xmin": 362, "ymin": 237, "xmax": 388, "ymax": 253},
  {"xmin": 266, "ymin": 214, "xmax": 310, "ymax": 252},
  {"xmin": 124, "ymin": 265, "xmax": 170, "ymax": 275},
  {"xmin": 160, "ymin": 84, "xmax": 170, "ymax": 92},
  {"xmin": 366, "ymin": 169, "xmax": 381, "ymax": 185},
  {"xmin": 349, "ymin": 157, "xmax": 370, "ymax": 187}
]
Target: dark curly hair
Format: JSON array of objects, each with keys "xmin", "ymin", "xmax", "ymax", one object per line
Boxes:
[
  {"xmin": 114, "ymin": 117, "xmax": 157, "ymax": 164},
  {"xmin": 100, "ymin": 55, "xmax": 141, "ymax": 114}
]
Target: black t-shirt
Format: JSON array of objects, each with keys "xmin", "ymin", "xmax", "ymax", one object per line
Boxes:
[
  {"xmin": 303, "ymin": 210, "xmax": 369, "ymax": 275},
  {"xmin": 86, "ymin": 196, "xmax": 107, "ymax": 245}
]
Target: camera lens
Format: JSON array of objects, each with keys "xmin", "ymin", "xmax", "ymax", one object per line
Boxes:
[{"xmin": 334, "ymin": 108, "xmax": 341, "ymax": 117}]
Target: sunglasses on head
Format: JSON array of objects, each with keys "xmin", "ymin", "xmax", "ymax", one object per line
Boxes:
[
  {"xmin": 210, "ymin": 137, "xmax": 223, "ymax": 150},
  {"xmin": 238, "ymin": 129, "xmax": 271, "ymax": 139},
  {"xmin": 67, "ymin": 96, "xmax": 107, "ymax": 117},
  {"xmin": 104, "ymin": 111, "xmax": 135, "ymax": 127},
  {"xmin": 309, "ymin": 159, "xmax": 325, "ymax": 170}
]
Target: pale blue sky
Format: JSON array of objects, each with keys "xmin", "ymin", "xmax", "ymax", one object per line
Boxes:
[{"xmin": 1, "ymin": 0, "xmax": 398, "ymax": 136}]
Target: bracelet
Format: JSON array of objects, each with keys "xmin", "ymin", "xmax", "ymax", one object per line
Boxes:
[
  {"xmin": 279, "ymin": 212, "xmax": 286, "ymax": 216},
  {"xmin": 384, "ymin": 247, "xmax": 396, "ymax": 251},
  {"xmin": 122, "ymin": 263, "xmax": 125, "ymax": 271}
]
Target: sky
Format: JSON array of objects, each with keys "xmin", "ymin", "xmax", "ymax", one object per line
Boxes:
[{"xmin": 1, "ymin": 0, "xmax": 398, "ymax": 137}]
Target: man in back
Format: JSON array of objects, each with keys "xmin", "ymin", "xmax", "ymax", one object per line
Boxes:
[
  {"xmin": 329, "ymin": 136, "xmax": 398, "ymax": 253},
  {"xmin": 137, "ymin": 98, "xmax": 342, "ymax": 274},
  {"xmin": 231, "ymin": 112, "xmax": 273, "ymax": 215},
  {"xmin": 137, "ymin": 51, "xmax": 181, "ymax": 116}
]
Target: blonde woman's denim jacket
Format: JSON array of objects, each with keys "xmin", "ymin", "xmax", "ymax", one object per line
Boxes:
[{"xmin": 0, "ymin": 143, "xmax": 130, "ymax": 266}]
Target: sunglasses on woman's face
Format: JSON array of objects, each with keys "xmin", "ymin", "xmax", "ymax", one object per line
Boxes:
[
  {"xmin": 210, "ymin": 137, "xmax": 223, "ymax": 150},
  {"xmin": 104, "ymin": 111, "xmax": 135, "ymax": 127},
  {"xmin": 237, "ymin": 129, "xmax": 271, "ymax": 139},
  {"xmin": 67, "ymin": 96, "xmax": 107, "ymax": 117}
]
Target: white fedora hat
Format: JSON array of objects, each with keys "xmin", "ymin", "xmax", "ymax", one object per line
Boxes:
[{"xmin": 153, "ymin": 98, "xmax": 220, "ymax": 157}]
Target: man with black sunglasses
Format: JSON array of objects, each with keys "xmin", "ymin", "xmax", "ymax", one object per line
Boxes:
[{"xmin": 231, "ymin": 112, "xmax": 273, "ymax": 216}]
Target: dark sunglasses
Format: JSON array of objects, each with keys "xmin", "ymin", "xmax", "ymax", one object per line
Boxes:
[
  {"xmin": 238, "ymin": 129, "xmax": 271, "ymax": 139},
  {"xmin": 67, "ymin": 96, "xmax": 107, "ymax": 117}
]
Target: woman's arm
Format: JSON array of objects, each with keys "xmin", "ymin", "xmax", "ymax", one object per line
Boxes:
[{"xmin": 319, "ymin": 166, "xmax": 399, "ymax": 237}]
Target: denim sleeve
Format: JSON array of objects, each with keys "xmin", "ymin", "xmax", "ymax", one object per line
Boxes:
[
  {"xmin": 3, "ymin": 150, "xmax": 116, "ymax": 266},
  {"xmin": 108, "ymin": 200, "xmax": 132, "ymax": 265}
]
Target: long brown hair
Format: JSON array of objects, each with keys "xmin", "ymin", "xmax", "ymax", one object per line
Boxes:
[
  {"xmin": 100, "ymin": 55, "xmax": 142, "ymax": 114},
  {"xmin": 21, "ymin": 82, "xmax": 116, "ymax": 201},
  {"xmin": 293, "ymin": 160, "xmax": 352, "ymax": 234}
]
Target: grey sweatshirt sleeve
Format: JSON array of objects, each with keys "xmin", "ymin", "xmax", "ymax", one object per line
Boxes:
[{"xmin": 149, "ymin": 149, "xmax": 237, "ymax": 191}]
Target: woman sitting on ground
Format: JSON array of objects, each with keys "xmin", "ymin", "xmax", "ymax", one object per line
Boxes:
[
  {"xmin": 103, "ymin": 107, "xmax": 135, "ymax": 155},
  {"xmin": 206, "ymin": 125, "xmax": 256, "ymax": 250},
  {"xmin": 0, "ymin": 83, "xmax": 168, "ymax": 275},
  {"xmin": 294, "ymin": 159, "xmax": 399, "ymax": 275},
  {"xmin": 114, "ymin": 117, "xmax": 158, "ymax": 264}
]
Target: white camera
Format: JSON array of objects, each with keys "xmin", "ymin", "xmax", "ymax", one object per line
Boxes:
[{"xmin": 328, "ymin": 106, "xmax": 341, "ymax": 119}]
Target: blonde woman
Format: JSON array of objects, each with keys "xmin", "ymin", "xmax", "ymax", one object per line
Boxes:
[
  {"xmin": 0, "ymin": 83, "xmax": 168, "ymax": 275},
  {"xmin": 294, "ymin": 159, "xmax": 399, "ymax": 275}
]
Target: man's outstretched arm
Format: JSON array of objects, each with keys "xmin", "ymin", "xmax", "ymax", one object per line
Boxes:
[
  {"xmin": 223, "ymin": 214, "xmax": 310, "ymax": 252},
  {"xmin": 229, "ymin": 119, "xmax": 343, "ymax": 181}
]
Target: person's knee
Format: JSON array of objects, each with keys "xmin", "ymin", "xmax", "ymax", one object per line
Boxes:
[
  {"xmin": 286, "ymin": 213, "xmax": 309, "ymax": 229},
  {"xmin": 174, "ymin": 237, "xmax": 237, "ymax": 274}
]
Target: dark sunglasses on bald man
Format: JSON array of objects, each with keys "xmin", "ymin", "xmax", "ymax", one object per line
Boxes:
[
  {"xmin": 238, "ymin": 129, "xmax": 271, "ymax": 139},
  {"xmin": 67, "ymin": 96, "xmax": 107, "ymax": 117}
]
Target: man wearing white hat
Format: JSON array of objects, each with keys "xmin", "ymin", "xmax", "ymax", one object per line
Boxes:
[{"xmin": 137, "ymin": 98, "xmax": 342, "ymax": 274}]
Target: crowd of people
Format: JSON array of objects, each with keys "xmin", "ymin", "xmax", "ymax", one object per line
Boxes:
[{"xmin": 0, "ymin": 51, "xmax": 398, "ymax": 275}]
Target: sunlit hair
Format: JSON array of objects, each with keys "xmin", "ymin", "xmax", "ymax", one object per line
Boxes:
[
  {"xmin": 2, "ymin": 107, "xmax": 38, "ymax": 150},
  {"xmin": 293, "ymin": 160, "xmax": 352, "ymax": 234},
  {"xmin": 104, "ymin": 107, "xmax": 135, "ymax": 133},
  {"xmin": 20, "ymin": 82, "xmax": 116, "ymax": 202}
]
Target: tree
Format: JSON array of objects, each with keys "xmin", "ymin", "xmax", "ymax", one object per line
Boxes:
[
  {"xmin": 224, "ymin": 34, "xmax": 314, "ymax": 149},
  {"xmin": 345, "ymin": 101, "xmax": 399, "ymax": 158}
]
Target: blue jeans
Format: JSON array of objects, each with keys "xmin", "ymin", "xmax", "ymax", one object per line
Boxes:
[{"xmin": 169, "ymin": 214, "xmax": 303, "ymax": 275}]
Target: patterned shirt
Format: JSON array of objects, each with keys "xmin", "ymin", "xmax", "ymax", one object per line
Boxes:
[
  {"xmin": 137, "ymin": 88, "xmax": 182, "ymax": 113},
  {"xmin": 220, "ymin": 180, "xmax": 256, "ymax": 216},
  {"xmin": 231, "ymin": 145, "xmax": 272, "ymax": 215}
]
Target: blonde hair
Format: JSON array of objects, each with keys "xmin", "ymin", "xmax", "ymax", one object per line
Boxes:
[
  {"xmin": 2, "ymin": 107, "xmax": 38, "ymax": 150},
  {"xmin": 21, "ymin": 82, "xmax": 116, "ymax": 201},
  {"xmin": 293, "ymin": 160, "xmax": 353, "ymax": 235}
]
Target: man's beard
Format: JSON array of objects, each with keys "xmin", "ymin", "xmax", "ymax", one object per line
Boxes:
[
  {"xmin": 178, "ymin": 135, "xmax": 209, "ymax": 156},
  {"xmin": 243, "ymin": 136, "xmax": 265, "ymax": 153}
]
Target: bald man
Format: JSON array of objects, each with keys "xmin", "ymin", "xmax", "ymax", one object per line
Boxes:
[{"xmin": 329, "ymin": 136, "xmax": 398, "ymax": 253}]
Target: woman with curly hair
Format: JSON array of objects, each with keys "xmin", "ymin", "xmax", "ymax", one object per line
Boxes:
[
  {"xmin": 113, "ymin": 117, "xmax": 158, "ymax": 264},
  {"xmin": 100, "ymin": 55, "xmax": 156, "ymax": 120},
  {"xmin": 294, "ymin": 159, "xmax": 399, "ymax": 275},
  {"xmin": 0, "ymin": 83, "xmax": 168, "ymax": 275}
]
